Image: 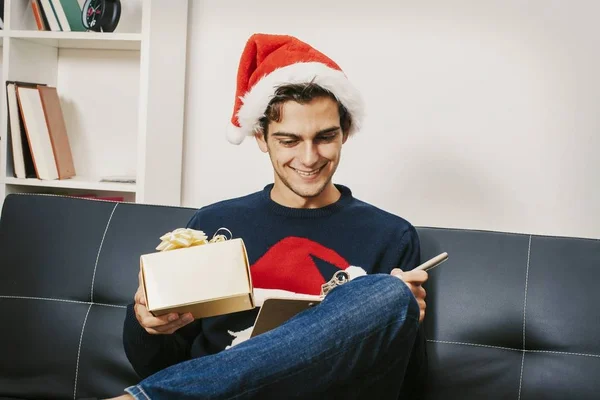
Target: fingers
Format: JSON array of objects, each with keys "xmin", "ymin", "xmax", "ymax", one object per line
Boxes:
[
  {"xmin": 390, "ymin": 268, "xmax": 403, "ymax": 279},
  {"xmin": 390, "ymin": 268, "xmax": 428, "ymax": 284},
  {"xmin": 147, "ymin": 313, "xmax": 195, "ymax": 335},
  {"xmin": 133, "ymin": 277, "xmax": 193, "ymax": 335},
  {"xmin": 134, "ymin": 285, "xmax": 146, "ymax": 306},
  {"xmin": 386, "ymin": 269, "xmax": 431, "ymax": 323},
  {"xmin": 135, "ymin": 269, "xmax": 147, "ymax": 306},
  {"xmin": 405, "ymin": 282, "xmax": 427, "ymax": 323},
  {"xmin": 135, "ymin": 302, "xmax": 194, "ymax": 335},
  {"xmin": 404, "ymin": 282, "xmax": 426, "ymax": 301},
  {"xmin": 401, "ymin": 280, "xmax": 427, "ymax": 323},
  {"xmin": 134, "ymin": 289, "xmax": 140, "ymax": 304},
  {"xmin": 390, "ymin": 270, "xmax": 427, "ymax": 299},
  {"xmin": 417, "ymin": 297, "xmax": 426, "ymax": 322},
  {"xmin": 416, "ymin": 285, "xmax": 426, "ymax": 299},
  {"xmin": 400, "ymin": 269, "xmax": 429, "ymax": 285}
]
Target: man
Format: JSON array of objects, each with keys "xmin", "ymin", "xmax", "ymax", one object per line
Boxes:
[{"xmin": 113, "ymin": 33, "xmax": 428, "ymax": 400}]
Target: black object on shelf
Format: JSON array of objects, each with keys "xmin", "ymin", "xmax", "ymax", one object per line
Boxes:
[
  {"xmin": 82, "ymin": 0, "xmax": 121, "ymax": 33},
  {"xmin": 0, "ymin": 0, "xmax": 4, "ymax": 29}
]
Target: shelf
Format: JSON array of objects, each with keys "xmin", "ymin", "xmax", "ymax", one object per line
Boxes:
[
  {"xmin": 3, "ymin": 176, "xmax": 137, "ymax": 192},
  {"xmin": 7, "ymin": 30, "xmax": 142, "ymax": 50},
  {"xmin": 0, "ymin": 1, "xmax": 188, "ymax": 207}
]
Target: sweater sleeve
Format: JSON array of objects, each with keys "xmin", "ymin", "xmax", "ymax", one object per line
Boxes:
[
  {"xmin": 122, "ymin": 304, "xmax": 199, "ymax": 379},
  {"xmin": 382, "ymin": 225, "xmax": 428, "ymax": 400},
  {"xmin": 121, "ymin": 210, "xmax": 205, "ymax": 379}
]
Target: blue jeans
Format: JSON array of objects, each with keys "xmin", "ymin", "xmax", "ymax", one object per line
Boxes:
[{"xmin": 125, "ymin": 274, "xmax": 420, "ymax": 400}]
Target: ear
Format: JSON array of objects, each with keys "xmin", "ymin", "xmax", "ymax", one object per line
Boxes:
[
  {"xmin": 341, "ymin": 131, "xmax": 349, "ymax": 145},
  {"xmin": 254, "ymin": 131, "xmax": 269, "ymax": 153}
]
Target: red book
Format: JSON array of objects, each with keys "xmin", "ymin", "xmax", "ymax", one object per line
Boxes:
[{"xmin": 97, "ymin": 196, "xmax": 125, "ymax": 202}]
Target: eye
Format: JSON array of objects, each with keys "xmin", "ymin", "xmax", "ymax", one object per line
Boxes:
[
  {"xmin": 316, "ymin": 134, "xmax": 336, "ymax": 142},
  {"xmin": 279, "ymin": 139, "xmax": 298, "ymax": 147}
]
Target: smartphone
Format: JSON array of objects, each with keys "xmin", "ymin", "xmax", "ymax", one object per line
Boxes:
[{"xmin": 414, "ymin": 252, "xmax": 448, "ymax": 272}]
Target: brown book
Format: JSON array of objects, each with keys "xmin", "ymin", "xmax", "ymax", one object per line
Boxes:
[
  {"xmin": 31, "ymin": 0, "xmax": 46, "ymax": 31},
  {"xmin": 16, "ymin": 86, "xmax": 59, "ymax": 180},
  {"xmin": 37, "ymin": 86, "xmax": 76, "ymax": 179}
]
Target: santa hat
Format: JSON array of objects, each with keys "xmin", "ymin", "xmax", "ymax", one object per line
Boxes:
[{"xmin": 227, "ymin": 33, "xmax": 365, "ymax": 145}]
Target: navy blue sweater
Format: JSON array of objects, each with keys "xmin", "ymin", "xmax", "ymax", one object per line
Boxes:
[{"xmin": 123, "ymin": 184, "xmax": 427, "ymax": 397}]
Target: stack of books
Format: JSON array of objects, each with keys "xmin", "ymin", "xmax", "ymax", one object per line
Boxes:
[
  {"xmin": 30, "ymin": 0, "xmax": 86, "ymax": 32},
  {"xmin": 6, "ymin": 81, "xmax": 76, "ymax": 181}
]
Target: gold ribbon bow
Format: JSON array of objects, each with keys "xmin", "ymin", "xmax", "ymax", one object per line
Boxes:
[{"xmin": 156, "ymin": 227, "xmax": 232, "ymax": 252}]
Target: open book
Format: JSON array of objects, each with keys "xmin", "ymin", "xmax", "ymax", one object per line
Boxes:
[
  {"xmin": 250, "ymin": 289, "xmax": 324, "ymax": 338},
  {"xmin": 226, "ymin": 269, "xmax": 361, "ymax": 348}
]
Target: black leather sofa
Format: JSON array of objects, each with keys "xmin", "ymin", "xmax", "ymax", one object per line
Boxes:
[{"xmin": 1, "ymin": 193, "xmax": 598, "ymax": 399}]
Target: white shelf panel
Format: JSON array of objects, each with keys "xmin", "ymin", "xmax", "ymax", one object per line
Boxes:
[
  {"xmin": 3, "ymin": 176, "xmax": 137, "ymax": 192},
  {"xmin": 8, "ymin": 30, "xmax": 142, "ymax": 50}
]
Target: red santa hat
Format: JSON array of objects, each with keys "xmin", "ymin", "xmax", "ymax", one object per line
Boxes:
[{"xmin": 227, "ymin": 33, "xmax": 365, "ymax": 145}]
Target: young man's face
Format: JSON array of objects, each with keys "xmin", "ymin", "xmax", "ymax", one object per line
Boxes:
[{"xmin": 255, "ymin": 96, "xmax": 348, "ymax": 204}]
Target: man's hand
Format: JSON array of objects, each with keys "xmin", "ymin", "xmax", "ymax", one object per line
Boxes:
[
  {"xmin": 134, "ymin": 269, "xmax": 194, "ymax": 335},
  {"xmin": 390, "ymin": 268, "xmax": 428, "ymax": 323}
]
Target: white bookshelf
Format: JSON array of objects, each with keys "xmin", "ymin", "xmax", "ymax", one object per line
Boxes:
[
  {"xmin": 3, "ymin": 176, "xmax": 137, "ymax": 192},
  {"xmin": 9, "ymin": 30, "xmax": 143, "ymax": 50},
  {"xmin": 0, "ymin": 0, "xmax": 188, "ymax": 207}
]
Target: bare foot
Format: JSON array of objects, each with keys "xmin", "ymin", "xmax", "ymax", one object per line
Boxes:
[{"xmin": 104, "ymin": 395, "xmax": 134, "ymax": 400}]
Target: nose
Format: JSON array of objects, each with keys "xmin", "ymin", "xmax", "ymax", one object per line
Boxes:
[{"xmin": 300, "ymin": 141, "xmax": 319, "ymax": 167}]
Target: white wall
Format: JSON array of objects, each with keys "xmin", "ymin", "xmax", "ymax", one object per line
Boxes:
[{"xmin": 181, "ymin": 0, "xmax": 600, "ymax": 240}]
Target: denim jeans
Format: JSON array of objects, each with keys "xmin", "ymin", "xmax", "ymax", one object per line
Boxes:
[{"xmin": 125, "ymin": 274, "xmax": 420, "ymax": 400}]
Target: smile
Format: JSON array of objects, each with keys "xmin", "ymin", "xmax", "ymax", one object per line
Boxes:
[{"xmin": 291, "ymin": 165, "xmax": 325, "ymax": 177}]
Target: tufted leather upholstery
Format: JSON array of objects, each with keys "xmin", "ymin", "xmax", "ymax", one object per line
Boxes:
[
  {"xmin": 0, "ymin": 194, "xmax": 598, "ymax": 399},
  {"xmin": 0, "ymin": 194, "xmax": 196, "ymax": 399},
  {"xmin": 419, "ymin": 227, "xmax": 600, "ymax": 399}
]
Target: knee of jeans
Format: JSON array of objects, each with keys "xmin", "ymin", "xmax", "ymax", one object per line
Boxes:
[{"xmin": 350, "ymin": 274, "xmax": 420, "ymax": 323}]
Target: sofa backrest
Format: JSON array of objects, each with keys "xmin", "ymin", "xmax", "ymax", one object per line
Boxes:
[
  {"xmin": 0, "ymin": 194, "xmax": 196, "ymax": 399},
  {"xmin": 0, "ymin": 194, "xmax": 598, "ymax": 399},
  {"xmin": 418, "ymin": 227, "xmax": 600, "ymax": 399}
]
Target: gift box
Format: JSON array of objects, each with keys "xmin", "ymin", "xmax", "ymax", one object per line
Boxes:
[{"xmin": 140, "ymin": 228, "xmax": 255, "ymax": 319}]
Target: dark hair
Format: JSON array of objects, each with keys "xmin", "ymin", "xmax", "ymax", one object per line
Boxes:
[{"xmin": 257, "ymin": 81, "xmax": 352, "ymax": 139}]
